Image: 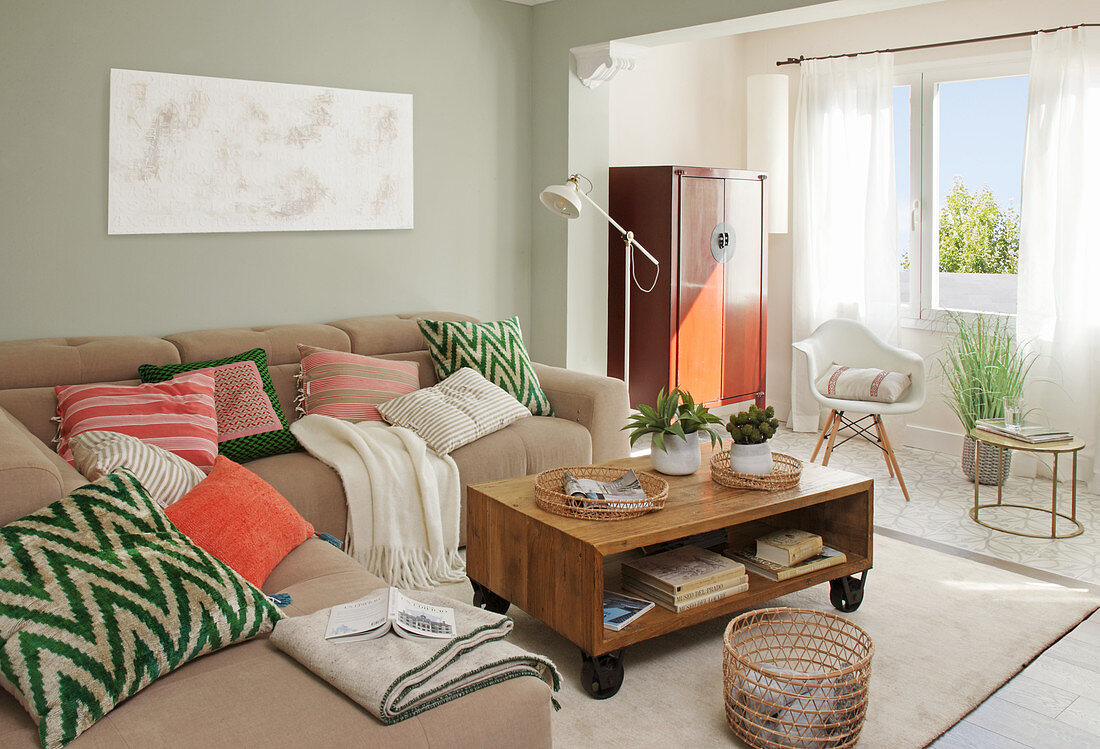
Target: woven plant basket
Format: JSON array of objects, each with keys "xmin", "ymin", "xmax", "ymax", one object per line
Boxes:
[
  {"xmin": 712, "ymin": 451, "xmax": 802, "ymax": 492},
  {"xmin": 723, "ymin": 608, "xmax": 874, "ymax": 749},
  {"xmin": 962, "ymin": 435, "xmax": 1012, "ymax": 486},
  {"xmin": 533, "ymin": 466, "xmax": 669, "ymax": 520}
]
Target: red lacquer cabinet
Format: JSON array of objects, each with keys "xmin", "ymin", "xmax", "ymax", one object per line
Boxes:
[{"xmin": 607, "ymin": 166, "xmax": 767, "ymax": 409}]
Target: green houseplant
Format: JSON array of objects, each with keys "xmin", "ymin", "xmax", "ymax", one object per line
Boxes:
[
  {"xmin": 623, "ymin": 388, "xmax": 722, "ymax": 475},
  {"xmin": 939, "ymin": 313, "xmax": 1036, "ymax": 484},
  {"xmin": 725, "ymin": 405, "xmax": 780, "ymax": 475}
]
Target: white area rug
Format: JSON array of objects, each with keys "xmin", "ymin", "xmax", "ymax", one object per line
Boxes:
[{"xmin": 436, "ymin": 535, "xmax": 1098, "ymax": 748}]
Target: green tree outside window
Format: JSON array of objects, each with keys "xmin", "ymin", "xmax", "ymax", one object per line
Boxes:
[{"xmin": 937, "ymin": 177, "xmax": 1019, "ymax": 274}]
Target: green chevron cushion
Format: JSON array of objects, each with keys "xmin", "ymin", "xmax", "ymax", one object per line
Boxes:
[
  {"xmin": 0, "ymin": 469, "xmax": 285, "ymax": 749},
  {"xmin": 417, "ymin": 317, "xmax": 553, "ymax": 416},
  {"xmin": 139, "ymin": 348, "xmax": 300, "ymax": 463}
]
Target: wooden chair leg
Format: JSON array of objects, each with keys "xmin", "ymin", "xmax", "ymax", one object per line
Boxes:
[
  {"xmin": 876, "ymin": 416, "xmax": 910, "ymax": 502},
  {"xmin": 822, "ymin": 411, "xmax": 843, "ymax": 467},
  {"xmin": 810, "ymin": 410, "xmax": 836, "ymax": 463},
  {"xmin": 873, "ymin": 416, "xmax": 894, "ymax": 477}
]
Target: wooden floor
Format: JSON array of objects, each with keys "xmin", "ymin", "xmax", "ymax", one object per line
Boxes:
[{"xmin": 931, "ymin": 608, "xmax": 1100, "ymax": 748}]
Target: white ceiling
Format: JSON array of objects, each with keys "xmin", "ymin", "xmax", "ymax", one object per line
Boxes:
[{"xmin": 500, "ymin": 0, "xmax": 556, "ymax": 5}]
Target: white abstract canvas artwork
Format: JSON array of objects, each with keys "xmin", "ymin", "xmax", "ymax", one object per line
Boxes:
[{"xmin": 108, "ymin": 69, "xmax": 413, "ymax": 234}]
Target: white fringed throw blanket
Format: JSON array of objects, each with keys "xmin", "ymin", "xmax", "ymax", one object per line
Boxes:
[
  {"xmin": 290, "ymin": 415, "xmax": 465, "ymax": 589},
  {"xmin": 270, "ymin": 590, "xmax": 559, "ymax": 724}
]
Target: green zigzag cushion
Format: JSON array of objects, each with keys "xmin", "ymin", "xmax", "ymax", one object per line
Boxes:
[
  {"xmin": 417, "ymin": 317, "xmax": 553, "ymax": 416},
  {"xmin": 0, "ymin": 470, "xmax": 284, "ymax": 749},
  {"xmin": 139, "ymin": 347, "xmax": 300, "ymax": 463}
]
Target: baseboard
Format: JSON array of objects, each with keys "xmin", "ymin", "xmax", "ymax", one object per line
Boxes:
[{"xmin": 902, "ymin": 424, "xmax": 962, "ymax": 455}]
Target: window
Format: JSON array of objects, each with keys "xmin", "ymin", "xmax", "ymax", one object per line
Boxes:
[{"xmin": 894, "ymin": 60, "xmax": 1029, "ymax": 321}]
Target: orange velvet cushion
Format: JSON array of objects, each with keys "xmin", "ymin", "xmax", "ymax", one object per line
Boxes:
[{"xmin": 166, "ymin": 456, "xmax": 315, "ymax": 588}]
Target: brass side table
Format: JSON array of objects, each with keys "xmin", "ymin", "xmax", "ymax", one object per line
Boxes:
[{"xmin": 969, "ymin": 428, "xmax": 1085, "ymax": 539}]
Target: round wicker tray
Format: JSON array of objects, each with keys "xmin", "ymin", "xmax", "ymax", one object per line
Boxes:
[
  {"xmin": 723, "ymin": 607, "xmax": 874, "ymax": 748},
  {"xmin": 711, "ymin": 450, "xmax": 802, "ymax": 491},
  {"xmin": 534, "ymin": 466, "xmax": 669, "ymax": 521}
]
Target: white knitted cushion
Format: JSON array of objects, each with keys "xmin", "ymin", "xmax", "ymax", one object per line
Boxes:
[
  {"xmin": 377, "ymin": 368, "xmax": 530, "ymax": 455},
  {"xmin": 69, "ymin": 430, "xmax": 207, "ymax": 507},
  {"xmin": 814, "ymin": 364, "xmax": 911, "ymax": 404}
]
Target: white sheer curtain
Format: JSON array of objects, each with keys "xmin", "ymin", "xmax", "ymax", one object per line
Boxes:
[
  {"xmin": 1018, "ymin": 26, "xmax": 1100, "ymax": 486},
  {"xmin": 790, "ymin": 54, "xmax": 898, "ymax": 432}
]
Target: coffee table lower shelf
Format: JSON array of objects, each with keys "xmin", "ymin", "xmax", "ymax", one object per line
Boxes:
[
  {"xmin": 600, "ymin": 555, "xmax": 871, "ymax": 652},
  {"xmin": 470, "ymin": 555, "xmax": 870, "ymax": 699}
]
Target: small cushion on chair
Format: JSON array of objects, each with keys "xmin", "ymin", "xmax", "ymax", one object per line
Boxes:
[{"xmin": 815, "ymin": 364, "xmax": 911, "ymax": 404}]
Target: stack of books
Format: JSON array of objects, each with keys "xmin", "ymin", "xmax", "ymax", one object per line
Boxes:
[
  {"xmin": 620, "ymin": 545, "xmax": 748, "ymax": 613},
  {"xmin": 975, "ymin": 418, "xmax": 1073, "ymax": 444},
  {"xmin": 727, "ymin": 529, "xmax": 847, "ymax": 582}
]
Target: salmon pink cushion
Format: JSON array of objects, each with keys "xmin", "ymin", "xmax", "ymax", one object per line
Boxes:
[{"xmin": 166, "ymin": 456, "xmax": 315, "ymax": 587}]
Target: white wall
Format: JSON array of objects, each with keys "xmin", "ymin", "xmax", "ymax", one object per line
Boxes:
[{"xmin": 609, "ymin": 0, "xmax": 1095, "ymax": 451}]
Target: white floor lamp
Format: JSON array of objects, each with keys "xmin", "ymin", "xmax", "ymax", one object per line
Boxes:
[{"xmin": 539, "ymin": 174, "xmax": 660, "ymax": 391}]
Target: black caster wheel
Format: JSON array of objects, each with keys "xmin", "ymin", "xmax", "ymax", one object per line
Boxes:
[
  {"xmin": 580, "ymin": 649, "xmax": 624, "ymax": 699},
  {"xmin": 829, "ymin": 572, "xmax": 867, "ymax": 613},
  {"xmin": 470, "ymin": 580, "xmax": 510, "ymax": 615}
]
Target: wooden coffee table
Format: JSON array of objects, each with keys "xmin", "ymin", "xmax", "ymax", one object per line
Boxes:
[{"xmin": 466, "ymin": 447, "xmax": 873, "ymax": 698}]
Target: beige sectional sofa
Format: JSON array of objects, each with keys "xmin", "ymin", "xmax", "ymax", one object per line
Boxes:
[{"xmin": 0, "ymin": 312, "xmax": 630, "ymax": 748}]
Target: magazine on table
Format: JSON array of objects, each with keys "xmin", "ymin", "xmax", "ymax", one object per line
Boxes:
[
  {"xmin": 974, "ymin": 418, "xmax": 1072, "ymax": 444},
  {"xmin": 603, "ymin": 591, "xmax": 655, "ymax": 631},
  {"xmin": 562, "ymin": 469, "xmax": 647, "ymax": 502},
  {"xmin": 325, "ymin": 588, "xmax": 457, "ymax": 643}
]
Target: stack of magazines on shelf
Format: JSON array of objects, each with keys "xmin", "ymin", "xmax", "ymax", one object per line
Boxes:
[
  {"xmin": 620, "ymin": 545, "xmax": 748, "ymax": 613},
  {"xmin": 726, "ymin": 529, "xmax": 846, "ymax": 582},
  {"xmin": 975, "ymin": 418, "xmax": 1073, "ymax": 444}
]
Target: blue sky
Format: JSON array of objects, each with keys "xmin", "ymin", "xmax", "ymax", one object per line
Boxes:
[{"xmin": 894, "ymin": 74, "xmax": 1028, "ymax": 263}]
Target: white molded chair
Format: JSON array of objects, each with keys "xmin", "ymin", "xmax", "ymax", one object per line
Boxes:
[{"xmin": 792, "ymin": 319, "xmax": 926, "ymax": 501}]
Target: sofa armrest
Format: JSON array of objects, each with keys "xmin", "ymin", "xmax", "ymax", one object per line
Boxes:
[
  {"xmin": 0, "ymin": 408, "xmax": 79, "ymax": 525},
  {"xmin": 532, "ymin": 363, "xmax": 629, "ymax": 462}
]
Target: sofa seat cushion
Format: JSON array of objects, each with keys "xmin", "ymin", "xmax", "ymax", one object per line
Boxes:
[
  {"xmin": 450, "ymin": 416, "xmax": 591, "ymax": 544},
  {"xmin": 0, "ymin": 637, "xmax": 552, "ymax": 749},
  {"xmin": 262, "ymin": 536, "xmax": 385, "ymax": 615},
  {"xmin": 0, "ymin": 537, "xmax": 552, "ymax": 749},
  {"xmin": 245, "ymin": 452, "xmax": 348, "ymax": 540}
]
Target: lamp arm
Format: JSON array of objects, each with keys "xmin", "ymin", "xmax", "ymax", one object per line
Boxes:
[{"xmin": 574, "ymin": 187, "xmax": 660, "ymax": 268}]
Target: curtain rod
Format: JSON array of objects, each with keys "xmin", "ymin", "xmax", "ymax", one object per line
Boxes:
[{"xmin": 776, "ymin": 22, "xmax": 1098, "ymax": 66}]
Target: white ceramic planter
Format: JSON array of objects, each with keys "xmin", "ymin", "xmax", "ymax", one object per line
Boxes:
[
  {"xmin": 728, "ymin": 441, "xmax": 773, "ymax": 475},
  {"xmin": 650, "ymin": 433, "xmax": 702, "ymax": 475}
]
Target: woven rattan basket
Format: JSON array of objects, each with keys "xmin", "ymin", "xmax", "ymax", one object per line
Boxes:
[
  {"xmin": 533, "ymin": 466, "xmax": 669, "ymax": 520},
  {"xmin": 712, "ymin": 451, "xmax": 802, "ymax": 491},
  {"xmin": 723, "ymin": 608, "xmax": 874, "ymax": 749}
]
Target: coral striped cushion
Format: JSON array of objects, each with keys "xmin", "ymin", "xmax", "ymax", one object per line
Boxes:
[
  {"xmin": 70, "ymin": 430, "xmax": 206, "ymax": 508},
  {"xmin": 55, "ymin": 373, "xmax": 219, "ymax": 471},
  {"xmin": 377, "ymin": 368, "xmax": 530, "ymax": 455},
  {"xmin": 298, "ymin": 344, "xmax": 420, "ymax": 421}
]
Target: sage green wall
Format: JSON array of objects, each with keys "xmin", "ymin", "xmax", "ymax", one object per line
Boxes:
[{"xmin": 0, "ymin": 0, "xmax": 532, "ymax": 341}]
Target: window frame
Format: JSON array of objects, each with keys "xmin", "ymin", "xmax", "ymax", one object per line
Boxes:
[{"xmin": 894, "ymin": 53, "xmax": 1030, "ymax": 328}]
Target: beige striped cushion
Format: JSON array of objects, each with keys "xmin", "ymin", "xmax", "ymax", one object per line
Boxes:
[
  {"xmin": 377, "ymin": 368, "xmax": 530, "ymax": 455},
  {"xmin": 69, "ymin": 431, "xmax": 207, "ymax": 507}
]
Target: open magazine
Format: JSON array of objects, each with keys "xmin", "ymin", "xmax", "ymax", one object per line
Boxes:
[
  {"xmin": 562, "ymin": 469, "xmax": 647, "ymax": 502},
  {"xmin": 325, "ymin": 588, "xmax": 457, "ymax": 643}
]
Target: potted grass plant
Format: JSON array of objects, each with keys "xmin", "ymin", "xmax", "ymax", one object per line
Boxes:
[
  {"xmin": 623, "ymin": 388, "xmax": 723, "ymax": 475},
  {"xmin": 940, "ymin": 313, "xmax": 1036, "ymax": 485},
  {"xmin": 726, "ymin": 405, "xmax": 780, "ymax": 475}
]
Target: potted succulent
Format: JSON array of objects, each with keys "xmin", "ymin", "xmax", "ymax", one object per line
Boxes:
[
  {"xmin": 940, "ymin": 313, "xmax": 1035, "ymax": 485},
  {"xmin": 726, "ymin": 405, "xmax": 779, "ymax": 475},
  {"xmin": 623, "ymin": 388, "xmax": 723, "ymax": 475}
]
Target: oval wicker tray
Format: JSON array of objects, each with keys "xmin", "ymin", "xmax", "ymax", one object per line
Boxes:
[
  {"xmin": 534, "ymin": 466, "xmax": 669, "ymax": 520},
  {"xmin": 711, "ymin": 450, "xmax": 802, "ymax": 491}
]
